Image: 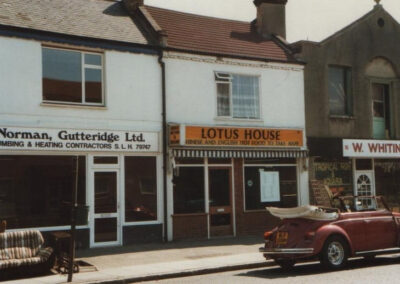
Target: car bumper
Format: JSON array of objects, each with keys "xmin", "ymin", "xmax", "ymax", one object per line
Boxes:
[{"xmin": 259, "ymin": 247, "xmax": 314, "ymax": 254}]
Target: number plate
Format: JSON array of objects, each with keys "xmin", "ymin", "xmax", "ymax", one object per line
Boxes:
[{"xmin": 275, "ymin": 231, "xmax": 288, "ymax": 245}]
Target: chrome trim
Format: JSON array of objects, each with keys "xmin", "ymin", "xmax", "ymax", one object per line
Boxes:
[
  {"xmin": 259, "ymin": 247, "xmax": 314, "ymax": 254},
  {"xmin": 355, "ymin": 248, "xmax": 400, "ymax": 256}
]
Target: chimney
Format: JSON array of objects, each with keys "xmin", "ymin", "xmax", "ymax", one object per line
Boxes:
[
  {"xmin": 123, "ymin": 0, "xmax": 144, "ymax": 11},
  {"xmin": 253, "ymin": 0, "xmax": 287, "ymax": 39}
]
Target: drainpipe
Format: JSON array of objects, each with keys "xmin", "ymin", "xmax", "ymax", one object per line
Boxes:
[{"xmin": 158, "ymin": 49, "xmax": 168, "ymax": 242}]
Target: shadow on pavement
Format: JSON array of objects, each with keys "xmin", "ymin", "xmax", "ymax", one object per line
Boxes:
[
  {"xmin": 0, "ymin": 270, "xmax": 55, "ymax": 282},
  {"xmin": 77, "ymin": 235, "xmax": 263, "ymax": 258},
  {"xmin": 236, "ymin": 255, "xmax": 400, "ymax": 280}
]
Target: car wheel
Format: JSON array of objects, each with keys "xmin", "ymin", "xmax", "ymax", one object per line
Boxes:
[
  {"xmin": 275, "ymin": 259, "xmax": 295, "ymax": 270},
  {"xmin": 320, "ymin": 235, "xmax": 349, "ymax": 270}
]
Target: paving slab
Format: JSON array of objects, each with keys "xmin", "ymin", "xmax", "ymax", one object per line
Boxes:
[{"xmin": 1, "ymin": 236, "xmax": 270, "ymax": 284}]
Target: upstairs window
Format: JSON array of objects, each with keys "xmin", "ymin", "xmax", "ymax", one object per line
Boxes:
[
  {"xmin": 215, "ymin": 72, "xmax": 260, "ymax": 119},
  {"xmin": 42, "ymin": 47, "xmax": 104, "ymax": 105},
  {"xmin": 328, "ymin": 66, "xmax": 352, "ymax": 116}
]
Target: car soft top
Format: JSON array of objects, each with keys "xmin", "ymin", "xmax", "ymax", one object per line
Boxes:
[{"xmin": 266, "ymin": 205, "xmax": 339, "ymax": 220}]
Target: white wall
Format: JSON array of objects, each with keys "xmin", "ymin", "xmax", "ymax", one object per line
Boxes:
[
  {"xmin": 165, "ymin": 53, "xmax": 305, "ymax": 132},
  {"xmin": 0, "ymin": 36, "xmax": 162, "ymax": 133}
]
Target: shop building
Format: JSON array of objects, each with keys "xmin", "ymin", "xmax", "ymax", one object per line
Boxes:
[
  {"xmin": 292, "ymin": 3, "xmax": 400, "ymax": 209},
  {"xmin": 127, "ymin": 0, "xmax": 309, "ymax": 240},
  {"xmin": 0, "ymin": 0, "xmax": 163, "ymax": 248}
]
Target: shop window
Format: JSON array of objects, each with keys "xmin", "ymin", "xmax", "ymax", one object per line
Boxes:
[
  {"xmin": 328, "ymin": 66, "xmax": 352, "ymax": 116},
  {"xmin": 173, "ymin": 167, "xmax": 205, "ymax": 214},
  {"xmin": 208, "ymin": 158, "xmax": 232, "ymax": 164},
  {"xmin": 42, "ymin": 47, "xmax": 103, "ymax": 105},
  {"xmin": 215, "ymin": 72, "xmax": 260, "ymax": 119},
  {"xmin": 244, "ymin": 158, "xmax": 296, "ymax": 165},
  {"xmin": 375, "ymin": 160, "xmax": 400, "ymax": 211},
  {"xmin": 125, "ymin": 157, "xmax": 157, "ymax": 222},
  {"xmin": 356, "ymin": 159, "xmax": 373, "ymax": 170},
  {"xmin": 175, "ymin": 158, "xmax": 204, "ymax": 164},
  {"xmin": 93, "ymin": 156, "xmax": 118, "ymax": 164},
  {"xmin": 0, "ymin": 156, "xmax": 86, "ymax": 229},
  {"xmin": 313, "ymin": 159, "xmax": 353, "ymax": 196},
  {"xmin": 244, "ymin": 166, "xmax": 297, "ymax": 210}
]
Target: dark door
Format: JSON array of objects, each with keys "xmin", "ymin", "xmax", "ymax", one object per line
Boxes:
[{"xmin": 208, "ymin": 167, "xmax": 233, "ymax": 237}]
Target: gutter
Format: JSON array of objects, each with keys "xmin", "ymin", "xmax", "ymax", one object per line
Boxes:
[
  {"xmin": 162, "ymin": 46, "xmax": 305, "ymax": 66},
  {"xmin": 158, "ymin": 49, "xmax": 168, "ymax": 242}
]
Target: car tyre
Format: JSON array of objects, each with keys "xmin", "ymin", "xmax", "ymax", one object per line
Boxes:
[
  {"xmin": 320, "ymin": 235, "xmax": 349, "ymax": 270},
  {"xmin": 275, "ymin": 259, "xmax": 295, "ymax": 271}
]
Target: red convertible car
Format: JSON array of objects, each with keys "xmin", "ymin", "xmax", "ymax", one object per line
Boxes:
[{"xmin": 259, "ymin": 196, "xmax": 400, "ymax": 270}]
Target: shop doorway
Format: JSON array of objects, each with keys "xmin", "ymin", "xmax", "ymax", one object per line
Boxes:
[
  {"xmin": 354, "ymin": 170, "xmax": 375, "ymax": 210},
  {"xmin": 90, "ymin": 168, "xmax": 122, "ymax": 247},
  {"xmin": 208, "ymin": 167, "xmax": 233, "ymax": 237}
]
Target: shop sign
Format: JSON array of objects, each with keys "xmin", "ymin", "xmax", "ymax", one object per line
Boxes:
[
  {"xmin": 175, "ymin": 126, "xmax": 303, "ymax": 147},
  {"xmin": 169, "ymin": 125, "xmax": 180, "ymax": 145},
  {"xmin": 0, "ymin": 127, "xmax": 159, "ymax": 152},
  {"xmin": 343, "ymin": 139, "xmax": 400, "ymax": 158}
]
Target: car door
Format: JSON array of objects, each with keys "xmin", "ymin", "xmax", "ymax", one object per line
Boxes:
[
  {"xmin": 362, "ymin": 209, "xmax": 397, "ymax": 251},
  {"xmin": 336, "ymin": 212, "xmax": 368, "ymax": 252}
]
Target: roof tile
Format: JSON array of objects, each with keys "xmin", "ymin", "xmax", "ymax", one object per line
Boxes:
[
  {"xmin": 0, "ymin": 0, "xmax": 148, "ymax": 45},
  {"xmin": 145, "ymin": 6, "xmax": 291, "ymax": 61}
]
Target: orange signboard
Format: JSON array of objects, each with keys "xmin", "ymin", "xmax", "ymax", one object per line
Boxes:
[
  {"xmin": 169, "ymin": 125, "xmax": 180, "ymax": 145},
  {"xmin": 184, "ymin": 126, "xmax": 303, "ymax": 147}
]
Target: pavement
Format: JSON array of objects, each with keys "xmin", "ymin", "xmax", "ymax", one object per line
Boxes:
[{"xmin": 2, "ymin": 235, "xmax": 272, "ymax": 284}]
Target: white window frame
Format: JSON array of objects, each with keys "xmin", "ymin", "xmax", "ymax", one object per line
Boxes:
[
  {"xmin": 214, "ymin": 72, "xmax": 261, "ymax": 120},
  {"xmin": 42, "ymin": 46, "xmax": 105, "ymax": 107}
]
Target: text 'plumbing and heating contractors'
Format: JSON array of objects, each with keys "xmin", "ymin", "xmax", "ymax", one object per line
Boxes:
[
  {"xmin": 184, "ymin": 126, "xmax": 303, "ymax": 147},
  {"xmin": 0, "ymin": 127, "xmax": 159, "ymax": 152}
]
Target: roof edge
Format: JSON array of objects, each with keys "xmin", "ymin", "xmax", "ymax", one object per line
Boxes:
[
  {"xmin": 0, "ymin": 24, "xmax": 159, "ymax": 54},
  {"xmin": 164, "ymin": 46, "xmax": 305, "ymax": 66}
]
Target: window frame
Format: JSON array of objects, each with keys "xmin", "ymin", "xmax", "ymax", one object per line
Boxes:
[
  {"xmin": 242, "ymin": 162, "xmax": 298, "ymax": 212},
  {"xmin": 328, "ymin": 65, "xmax": 353, "ymax": 117},
  {"xmin": 214, "ymin": 71, "xmax": 261, "ymax": 120},
  {"xmin": 42, "ymin": 46, "xmax": 105, "ymax": 107}
]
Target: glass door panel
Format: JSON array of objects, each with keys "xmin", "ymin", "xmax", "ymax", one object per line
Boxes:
[
  {"xmin": 95, "ymin": 172, "xmax": 117, "ymax": 214},
  {"xmin": 92, "ymin": 170, "xmax": 120, "ymax": 246},
  {"xmin": 95, "ymin": 218, "xmax": 117, "ymax": 243}
]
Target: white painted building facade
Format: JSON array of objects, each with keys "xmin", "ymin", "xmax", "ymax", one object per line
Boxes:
[
  {"xmin": 164, "ymin": 52, "xmax": 309, "ymax": 240},
  {"xmin": 0, "ymin": 34, "xmax": 164, "ymax": 247}
]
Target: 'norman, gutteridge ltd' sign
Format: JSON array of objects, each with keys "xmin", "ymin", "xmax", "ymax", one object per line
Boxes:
[{"xmin": 0, "ymin": 127, "xmax": 159, "ymax": 152}]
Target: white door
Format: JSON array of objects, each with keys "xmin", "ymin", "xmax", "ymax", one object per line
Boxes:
[
  {"xmin": 90, "ymin": 169, "xmax": 121, "ymax": 247},
  {"xmin": 354, "ymin": 170, "xmax": 375, "ymax": 210}
]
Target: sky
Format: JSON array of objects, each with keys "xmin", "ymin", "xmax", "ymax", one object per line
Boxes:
[{"xmin": 145, "ymin": 0, "xmax": 400, "ymax": 43}]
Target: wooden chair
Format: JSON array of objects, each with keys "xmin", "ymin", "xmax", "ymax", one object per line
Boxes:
[{"xmin": 0, "ymin": 220, "xmax": 6, "ymax": 233}]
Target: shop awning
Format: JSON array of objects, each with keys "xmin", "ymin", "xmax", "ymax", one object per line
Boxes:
[{"xmin": 171, "ymin": 148, "xmax": 308, "ymax": 158}]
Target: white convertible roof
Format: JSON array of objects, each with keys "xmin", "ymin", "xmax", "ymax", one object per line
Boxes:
[{"xmin": 267, "ymin": 205, "xmax": 338, "ymax": 221}]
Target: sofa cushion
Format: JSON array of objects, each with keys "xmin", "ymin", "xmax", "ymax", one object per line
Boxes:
[
  {"xmin": 0, "ymin": 255, "xmax": 46, "ymax": 269},
  {"xmin": 0, "ymin": 230, "xmax": 44, "ymax": 260}
]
